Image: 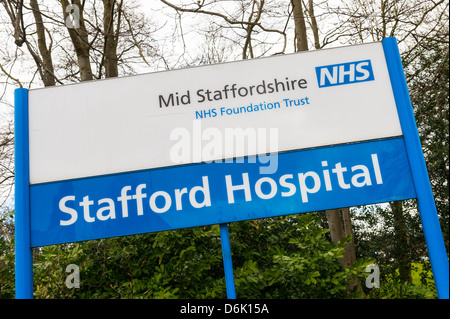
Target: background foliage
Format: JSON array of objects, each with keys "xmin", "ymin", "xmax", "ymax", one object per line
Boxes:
[{"xmin": 31, "ymin": 214, "xmax": 372, "ymax": 299}]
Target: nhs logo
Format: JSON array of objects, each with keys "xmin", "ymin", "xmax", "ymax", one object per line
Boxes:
[{"xmin": 316, "ymin": 60, "xmax": 374, "ymax": 88}]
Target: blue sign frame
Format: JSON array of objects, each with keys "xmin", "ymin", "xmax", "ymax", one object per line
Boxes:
[
  {"xmin": 14, "ymin": 87, "xmax": 33, "ymax": 299},
  {"xmin": 382, "ymin": 37, "xmax": 448, "ymax": 299},
  {"xmin": 14, "ymin": 37, "xmax": 449, "ymax": 299}
]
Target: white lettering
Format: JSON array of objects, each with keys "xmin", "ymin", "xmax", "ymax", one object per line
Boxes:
[
  {"xmin": 189, "ymin": 176, "xmax": 211, "ymax": 208},
  {"xmin": 59, "ymin": 196, "xmax": 78, "ymax": 226},
  {"xmin": 132, "ymin": 184, "xmax": 147, "ymax": 215},
  {"xmin": 356, "ymin": 61, "xmax": 370, "ymax": 81},
  {"xmin": 321, "ymin": 161, "xmax": 333, "ymax": 191},
  {"xmin": 298, "ymin": 171, "xmax": 321, "ymax": 203},
  {"xmin": 96, "ymin": 198, "xmax": 116, "ymax": 221},
  {"xmin": 339, "ymin": 63, "xmax": 355, "ymax": 83},
  {"xmin": 279, "ymin": 174, "xmax": 296, "ymax": 197},
  {"xmin": 351, "ymin": 165, "xmax": 372, "ymax": 187},
  {"xmin": 320, "ymin": 66, "xmax": 338, "ymax": 86},
  {"xmin": 332, "ymin": 162, "xmax": 351, "ymax": 189},
  {"xmin": 55, "ymin": 153, "xmax": 386, "ymax": 227},
  {"xmin": 117, "ymin": 186, "xmax": 132, "ymax": 217},
  {"xmin": 255, "ymin": 177, "xmax": 277, "ymax": 199},
  {"xmin": 149, "ymin": 191, "xmax": 172, "ymax": 213},
  {"xmin": 225, "ymin": 173, "xmax": 251, "ymax": 204},
  {"xmin": 371, "ymin": 154, "xmax": 383, "ymax": 184},
  {"xmin": 79, "ymin": 195, "xmax": 94, "ymax": 222},
  {"xmin": 175, "ymin": 188, "xmax": 188, "ymax": 211}
]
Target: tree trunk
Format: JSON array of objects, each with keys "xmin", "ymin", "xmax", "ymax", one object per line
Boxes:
[
  {"xmin": 326, "ymin": 208, "xmax": 364, "ymax": 295},
  {"xmin": 389, "ymin": 201, "xmax": 412, "ymax": 283},
  {"xmin": 292, "ymin": 0, "xmax": 308, "ymax": 51},
  {"xmin": 293, "ymin": 0, "xmax": 362, "ymax": 295},
  {"xmin": 30, "ymin": 0, "xmax": 55, "ymax": 87},
  {"xmin": 307, "ymin": 0, "xmax": 320, "ymax": 50},
  {"xmin": 326, "ymin": 208, "xmax": 357, "ymax": 267},
  {"xmin": 102, "ymin": 0, "xmax": 120, "ymax": 78},
  {"xmin": 60, "ymin": 0, "xmax": 93, "ymax": 81}
]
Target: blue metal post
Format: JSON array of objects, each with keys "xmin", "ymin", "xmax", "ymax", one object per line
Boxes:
[
  {"xmin": 14, "ymin": 88, "xmax": 33, "ymax": 299},
  {"xmin": 382, "ymin": 37, "xmax": 449, "ymax": 299},
  {"xmin": 219, "ymin": 223, "xmax": 236, "ymax": 299}
]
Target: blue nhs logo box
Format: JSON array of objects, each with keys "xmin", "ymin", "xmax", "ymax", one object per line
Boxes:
[{"xmin": 316, "ymin": 59, "xmax": 375, "ymax": 88}]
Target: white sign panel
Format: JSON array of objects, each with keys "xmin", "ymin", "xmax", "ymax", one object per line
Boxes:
[{"xmin": 28, "ymin": 42, "xmax": 401, "ymax": 184}]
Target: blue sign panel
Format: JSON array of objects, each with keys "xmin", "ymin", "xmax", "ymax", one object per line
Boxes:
[
  {"xmin": 316, "ymin": 59, "xmax": 375, "ymax": 88},
  {"xmin": 30, "ymin": 137, "xmax": 415, "ymax": 247}
]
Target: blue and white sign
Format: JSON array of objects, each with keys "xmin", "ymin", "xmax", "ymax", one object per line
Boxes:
[
  {"xmin": 27, "ymin": 40, "xmax": 408, "ymax": 245},
  {"xmin": 15, "ymin": 37, "xmax": 448, "ymax": 299},
  {"xmin": 30, "ymin": 137, "xmax": 415, "ymax": 247}
]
